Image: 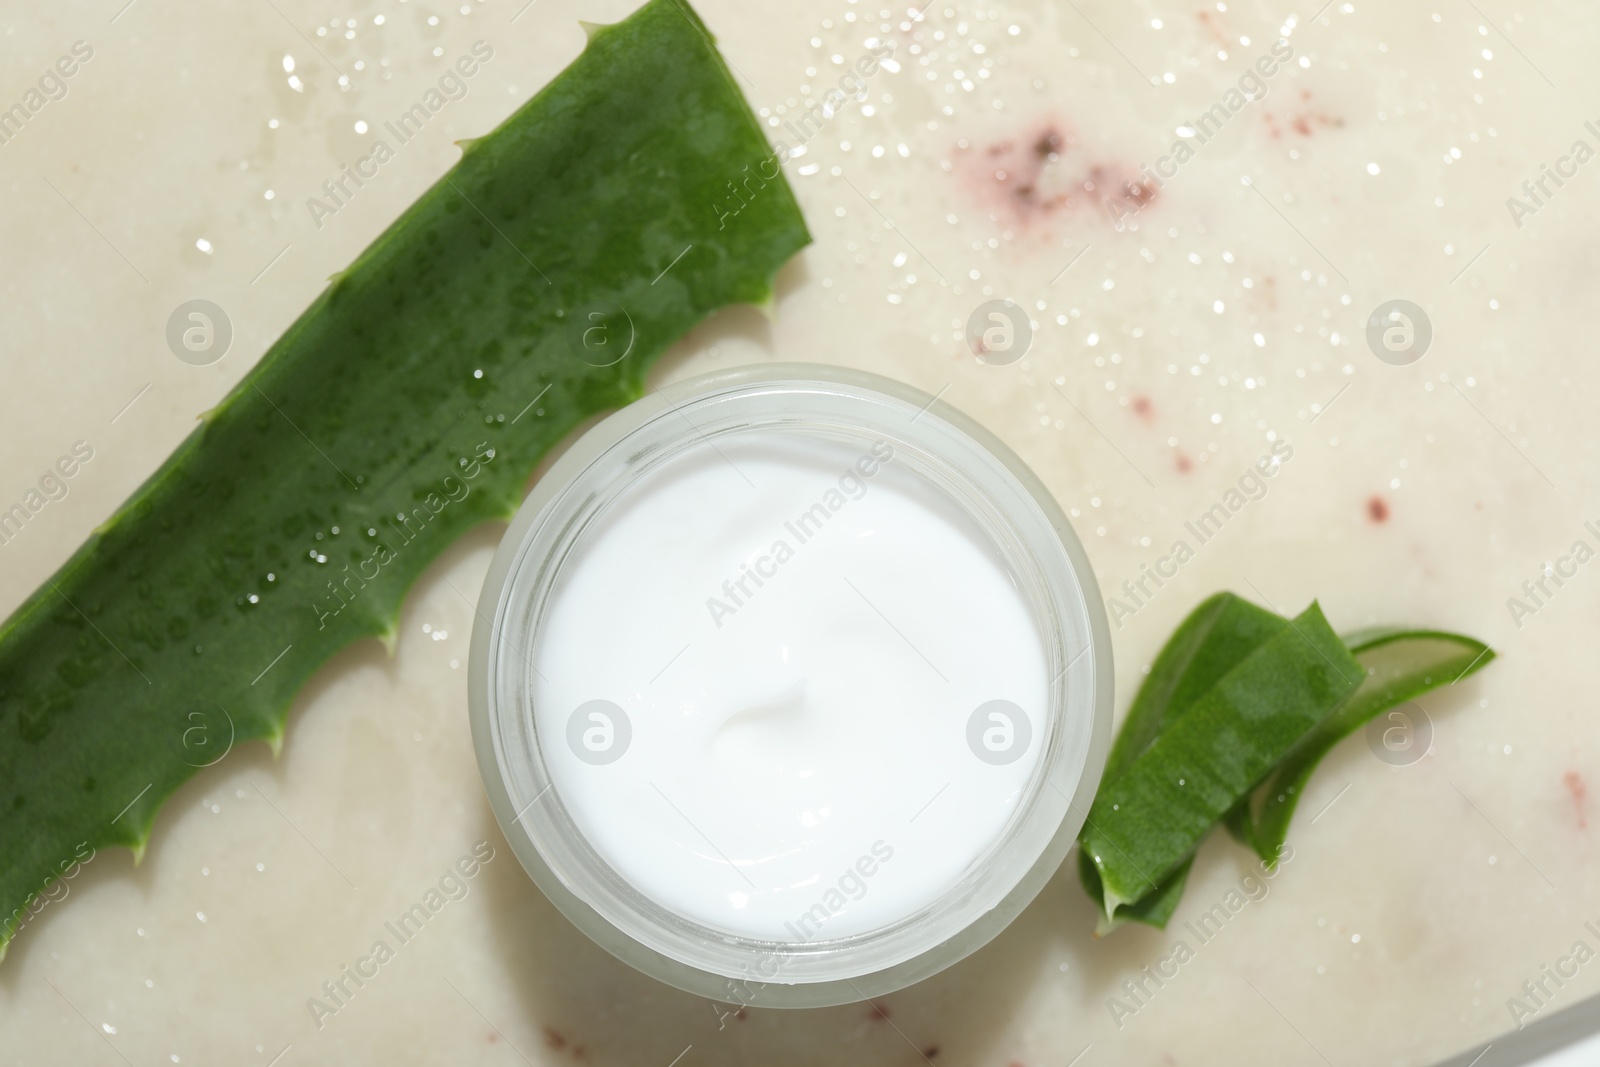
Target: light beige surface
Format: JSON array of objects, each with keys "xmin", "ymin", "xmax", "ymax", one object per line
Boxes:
[{"xmin": 0, "ymin": 0, "xmax": 1593, "ymax": 1064}]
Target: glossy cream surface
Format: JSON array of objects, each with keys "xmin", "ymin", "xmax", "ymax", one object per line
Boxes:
[{"xmin": 532, "ymin": 431, "xmax": 1046, "ymax": 941}]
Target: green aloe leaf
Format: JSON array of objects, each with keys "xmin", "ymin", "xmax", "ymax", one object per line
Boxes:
[
  {"xmin": 0, "ymin": 0, "xmax": 808, "ymax": 960},
  {"xmin": 1079, "ymin": 601, "xmax": 1362, "ymax": 924},
  {"xmin": 1229, "ymin": 628, "xmax": 1495, "ymax": 864},
  {"xmin": 1077, "ymin": 592, "xmax": 1286, "ymax": 933}
]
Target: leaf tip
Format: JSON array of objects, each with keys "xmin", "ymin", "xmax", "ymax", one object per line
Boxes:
[
  {"xmin": 578, "ymin": 19, "xmax": 609, "ymax": 41},
  {"xmin": 129, "ymin": 837, "xmax": 148, "ymax": 867},
  {"xmin": 377, "ymin": 626, "xmax": 399, "ymax": 658}
]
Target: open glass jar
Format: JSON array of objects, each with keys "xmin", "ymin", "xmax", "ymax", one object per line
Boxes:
[{"xmin": 469, "ymin": 363, "xmax": 1111, "ymax": 1007}]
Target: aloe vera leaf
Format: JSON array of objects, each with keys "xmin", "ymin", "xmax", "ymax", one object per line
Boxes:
[
  {"xmin": 1079, "ymin": 602, "xmax": 1362, "ymax": 922},
  {"xmin": 1077, "ymin": 592, "xmax": 1285, "ymax": 932},
  {"xmin": 0, "ymin": 0, "xmax": 808, "ymax": 960},
  {"xmin": 1079, "ymin": 854, "xmax": 1191, "ymax": 935},
  {"xmin": 1105, "ymin": 593, "xmax": 1290, "ymax": 779},
  {"xmin": 1232, "ymin": 629, "xmax": 1495, "ymax": 865}
]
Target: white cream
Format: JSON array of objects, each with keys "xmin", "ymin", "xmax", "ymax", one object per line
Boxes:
[{"xmin": 532, "ymin": 430, "xmax": 1049, "ymax": 942}]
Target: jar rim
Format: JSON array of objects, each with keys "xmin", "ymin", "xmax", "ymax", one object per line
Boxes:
[{"xmin": 468, "ymin": 363, "xmax": 1113, "ymax": 1007}]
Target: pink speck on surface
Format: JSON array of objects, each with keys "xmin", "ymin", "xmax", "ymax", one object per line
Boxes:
[
  {"xmin": 954, "ymin": 120, "xmax": 1157, "ymax": 231},
  {"xmin": 1566, "ymin": 771, "xmax": 1588, "ymax": 829}
]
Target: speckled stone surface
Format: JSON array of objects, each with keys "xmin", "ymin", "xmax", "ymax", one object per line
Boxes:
[{"xmin": 0, "ymin": 1, "xmax": 1593, "ymax": 1064}]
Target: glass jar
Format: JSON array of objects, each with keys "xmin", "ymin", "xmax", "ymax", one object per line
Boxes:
[{"xmin": 469, "ymin": 363, "xmax": 1111, "ymax": 1007}]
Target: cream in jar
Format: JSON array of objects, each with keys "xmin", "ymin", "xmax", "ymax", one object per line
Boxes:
[
  {"xmin": 533, "ymin": 430, "xmax": 1048, "ymax": 941},
  {"xmin": 471, "ymin": 365, "xmax": 1110, "ymax": 1005}
]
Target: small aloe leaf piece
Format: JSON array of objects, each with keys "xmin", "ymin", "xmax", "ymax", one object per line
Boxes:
[
  {"xmin": 0, "ymin": 0, "xmax": 808, "ymax": 961},
  {"xmin": 1077, "ymin": 592, "xmax": 1284, "ymax": 933},
  {"xmin": 1079, "ymin": 859, "xmax": 1190, "ymax": 935},
  {"xmin": 1079, "ymin": 601, "xmax": 1363, "ymax": 925},
  {"xmin": 1230, "ymin": 628, "xmax": 1495, "ymax": 865}
]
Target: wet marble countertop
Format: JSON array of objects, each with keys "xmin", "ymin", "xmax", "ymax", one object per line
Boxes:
[{"xmin": 2, "ymin": 0, "xmax": 1597, "ymax": 1064}]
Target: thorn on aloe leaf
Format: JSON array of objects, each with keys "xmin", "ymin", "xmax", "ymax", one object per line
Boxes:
[{"xmin": 752, "ymin": 289, "xmax": 779, "ymax": 323}]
